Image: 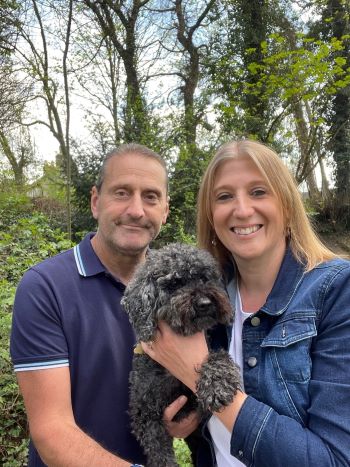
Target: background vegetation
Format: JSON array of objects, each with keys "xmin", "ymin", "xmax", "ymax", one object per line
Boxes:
[{"xmin": 1, "ymin": 0, "xmax": 349, "ymax": 465}]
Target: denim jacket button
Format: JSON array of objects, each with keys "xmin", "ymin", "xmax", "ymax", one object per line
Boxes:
[
  {"xmin": 238, "ymin": 450, "xmax": 244, "ymax": 458},
  {"xmin": 251, "ymin": 316, "xmax": 260, "ymax": 327},
  {"xmin": 247, "ymin": 356, "xmax": 258, "ymax": 368}
]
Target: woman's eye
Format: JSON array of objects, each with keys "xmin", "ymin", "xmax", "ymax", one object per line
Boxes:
[
  {"xmin": 216, "ymin": 193, "xmax": 232, "ymax": 201},
  {"xmin": 251, "ymin": 188, "xmax": 266, "ymax": 197}
]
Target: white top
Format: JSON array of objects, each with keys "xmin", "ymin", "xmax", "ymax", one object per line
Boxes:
[{"xmin": 207, "ymin": 282, "xmax": 252, "ymax": 466}]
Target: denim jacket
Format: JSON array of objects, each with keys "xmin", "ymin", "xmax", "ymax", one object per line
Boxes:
[{"xmin": 195, "ymin": 247, "xmax": 350, "ymax": 467}]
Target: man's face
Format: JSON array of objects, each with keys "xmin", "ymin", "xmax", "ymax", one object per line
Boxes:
[{"xmin": 91, "ymin": 153, "xmax": 169, "ymax": 257}]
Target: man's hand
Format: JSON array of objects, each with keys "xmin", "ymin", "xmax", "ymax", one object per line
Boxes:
[{"xmin": 163, "ymin": 395, "xmax": 199, "ymax": 438}]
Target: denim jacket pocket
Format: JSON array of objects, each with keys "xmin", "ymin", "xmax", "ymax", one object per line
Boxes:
[{"xmin": 261, "ymin": 313, "xmax": 317, "ymax": 383}]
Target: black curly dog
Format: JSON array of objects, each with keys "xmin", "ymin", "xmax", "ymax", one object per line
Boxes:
[{"xmin": 122, "ymin": 243, "xmax": 241, "ymax": 467}]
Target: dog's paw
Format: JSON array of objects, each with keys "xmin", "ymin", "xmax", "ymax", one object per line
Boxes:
[{"xmin": 196, "ymin": 349, "xmax": 241, "ymax": 412}]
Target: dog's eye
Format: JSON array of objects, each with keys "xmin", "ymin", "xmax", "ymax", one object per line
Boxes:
[{"xmin": 156, "ymin": 274, "xmax": 171, "ymax": 287}]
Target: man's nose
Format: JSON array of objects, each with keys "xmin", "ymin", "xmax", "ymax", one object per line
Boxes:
[{"xmin": 125, "ymin": 194, "xmax": 145, "ymax": 218}]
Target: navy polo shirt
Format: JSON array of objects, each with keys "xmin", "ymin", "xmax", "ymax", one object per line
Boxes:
[{"xmin": 11, "ymin": 233, "xmax": 146, "ymax": 465}]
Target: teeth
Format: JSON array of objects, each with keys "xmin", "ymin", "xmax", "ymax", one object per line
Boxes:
[{"xmin": 233, "ymin": 225, "xmax": 260, "ymax": 235}]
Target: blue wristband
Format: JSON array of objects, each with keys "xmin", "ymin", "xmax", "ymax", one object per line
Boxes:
[{"xmin": 130, "ymin": 465, "xmax": 144, "ymax": 467}]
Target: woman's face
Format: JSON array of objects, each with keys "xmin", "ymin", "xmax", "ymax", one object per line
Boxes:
[{"xmin": 211, "ymin": 156, "xmax": 286, "ymax": 266}]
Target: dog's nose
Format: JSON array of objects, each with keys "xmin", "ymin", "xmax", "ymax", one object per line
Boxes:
[{"xmin": 194, "ymin": 297, "xmax": 212, "ymax": 313}]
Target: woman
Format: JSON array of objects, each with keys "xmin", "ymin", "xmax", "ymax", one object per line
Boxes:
[{"xmin": 143, "ymin": 139, "xmax": 350, "ymax": 466}]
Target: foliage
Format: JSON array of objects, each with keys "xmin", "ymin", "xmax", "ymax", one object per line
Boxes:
[
  {"xmin": 71, "ymin": 140, "xmax": 102, "ymax": 238},
  {"xmin": 163, "ymin": 143, "xmax": 214, "ymax": 245},
  {"xmin": 0, "ymin": 0, "xmax": 20, "ymax": 58},
  {"xmin": 208, "ymin": 12, "xmax": 350, "ymax": 143},
  {"xmin": 0, "ymin": 305, "xmax": 28, "ymax": 466},
  {"xmin": 244, "ymin": 33, "xmax": 350, "ymax": 102},
  {"xmin": 0, "ymin": 193, "xmax": 71, "ymax": 465},
  {"xmin": 28, "ymin": 161, "xmax": 70, "ymax": 233},
  {"xmin": 174, "ymin": 438, "xmax": 194, "ymax": 467}
]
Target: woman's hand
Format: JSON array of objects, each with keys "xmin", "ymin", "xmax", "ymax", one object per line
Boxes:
[{"xmin": 141, "ymin": 321, "xmax": 209, "ymax": 393}]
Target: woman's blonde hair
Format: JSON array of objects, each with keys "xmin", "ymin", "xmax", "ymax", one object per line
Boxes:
[{"xmin": 197, "ymin": 139, "xmax": 337, "ymax": 271}]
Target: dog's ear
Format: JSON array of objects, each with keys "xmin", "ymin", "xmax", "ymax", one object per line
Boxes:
[
  {"xmin": 122, "ymin": 277, "xmax": 158, "ymax": 342},
  {"xmin": 212, "ymin": 289, "xmax": 234, "ymax": 325}
]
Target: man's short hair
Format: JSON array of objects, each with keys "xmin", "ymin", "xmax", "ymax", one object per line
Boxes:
[{"xmin": 95, "ymin": 143, "xmax": 168, "ymax": 192}]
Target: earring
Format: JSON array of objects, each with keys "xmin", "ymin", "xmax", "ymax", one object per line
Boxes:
[{"xmin": 211, "ymin": 236, "xmax": 217, "ymax": 246}]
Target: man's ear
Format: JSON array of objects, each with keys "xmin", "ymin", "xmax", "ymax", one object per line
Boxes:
[
  {"xmin": 91, "ymin": 186, "xmax": 99, "ymax": 220},
  {"xmin": 162, "ymin": 196, "xmax": 170, "ymax": 225}
]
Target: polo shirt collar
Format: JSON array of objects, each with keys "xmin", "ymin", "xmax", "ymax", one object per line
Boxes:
[{"xmin": 73, "ymin": 232, "xmax": 106, "ymax": 277}]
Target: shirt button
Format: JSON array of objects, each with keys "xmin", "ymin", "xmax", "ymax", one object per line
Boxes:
[
  {"xmin": 251, "ymin": 316, "xmax": 260, "ymax": 327},
  {"xmin": 247, "ymin": 356, "xmax": 258, "ymax": 368}
]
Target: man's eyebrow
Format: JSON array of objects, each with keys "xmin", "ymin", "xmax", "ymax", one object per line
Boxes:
[
  {"xmin": 110, "ymin": 184, "xmax": 164, "ymax": 196},
  {"xmin": 110, "ymin": 183, "xmax": 129, "ymax": 189}
]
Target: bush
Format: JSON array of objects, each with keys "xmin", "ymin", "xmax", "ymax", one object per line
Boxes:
[
  {"xmin": 174, "ymin": 438, "xmax": 194, "ymax": 466},
  {"xmin": 0, "ymin": 193, "xmax": 71, "ymax": 465}
]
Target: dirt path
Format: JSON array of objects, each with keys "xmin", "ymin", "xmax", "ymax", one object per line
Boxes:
[{"xmin": 320, "ymin": 233, "xmax": 350, "ymax": 257}]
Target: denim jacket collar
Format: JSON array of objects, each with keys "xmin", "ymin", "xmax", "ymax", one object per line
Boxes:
[
  {"xmin": 261, "ymin": 247, "xmax": 305, "ymax": 317},
  {"xmin": 224, "ymin": 246, "xmax": 305, "ymax": 318}
]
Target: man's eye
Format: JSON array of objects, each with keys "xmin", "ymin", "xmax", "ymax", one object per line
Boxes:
[
  {"xmin": 144, "ymin": 193, "xmax": 159, "ymax": 202},
  {"xmin": 115, "ymin": 190, "xmax": 128, "ymax": 198}
]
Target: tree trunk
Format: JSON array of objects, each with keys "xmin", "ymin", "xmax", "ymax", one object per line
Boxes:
[
  {"xmin": 327, "ymin": 0, "xmax": 350, "ymax": 217},
  {"xmin": 292, "ymin": 97, "xmax": 320, "ymax": 202},
  {"xmin": 0, "ymin": 130, "xmax": 25, "ymax": 186},
  {"xmin": 84, "ymin": 0, "xmax": 150, "ymax": 142}
]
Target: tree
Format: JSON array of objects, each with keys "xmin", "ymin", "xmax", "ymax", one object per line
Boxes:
[
  {"xmin": 73, "ymin": 32, "xmax": 124, "ymax": 146},
  {"xmin": 0, "ymin": 126, "xmax": 36, "ymax": 186},
  {"xmin": 0, "ymin": 2, "xmax": 27, "ymax": 132},
  {"xmin": 312, "ymin": 0, "xmax": 350, "ymax": 222},
  {"xmin": 158, "ymin": 0, "xmax": 217, "ymax": 239},
  {"xmin": 10, "ymin": 0, "xmax": 76, "ymax": 238},
  {"xmin": 207, "ymin": 0, "xmax": 350, "ymax": 211},
  {"xmin": 206, "ymin": 0, "xmax": 280, "ymax": 142},
  {"xmin": 83, "ymin": 0, "xmax": 153, "ymax": 143}
]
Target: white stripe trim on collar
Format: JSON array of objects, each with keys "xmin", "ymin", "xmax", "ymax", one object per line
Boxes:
[{"xmin": 74, "ymin": 245, "xmax": 87, "ymax": 277}]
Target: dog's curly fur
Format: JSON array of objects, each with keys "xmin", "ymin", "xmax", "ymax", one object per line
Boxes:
[{"xmin": 122, "ymin": 243, "xmax": 241, "ymax": 467}]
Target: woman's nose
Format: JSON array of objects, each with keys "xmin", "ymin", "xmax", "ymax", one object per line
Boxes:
[{"xmin": 233, "ymin": 195, "xmax": 254, "ymax": 218}]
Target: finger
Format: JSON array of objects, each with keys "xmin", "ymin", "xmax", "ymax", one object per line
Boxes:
[
  {"xmin": 163, "ymin": 395, "xmax": 188, "ymax": 422},
  {"xmin": 165, "ymin": 411, "xmax": 200, "ymax": 438},
  {"xmin": 140, "ymin": 341, "xmax": 155, "ymax": 356},
  {"xmin": 157, "ymin": 320, "xmax": 171, "ymax": 336}
]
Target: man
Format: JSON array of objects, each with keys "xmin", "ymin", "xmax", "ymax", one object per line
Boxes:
[{"xmin": 11, "ymin": 144, "xmax": 197, "ymax": 466}]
